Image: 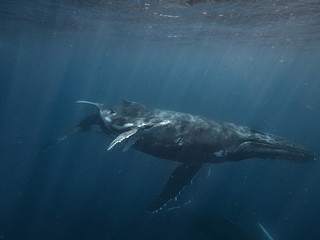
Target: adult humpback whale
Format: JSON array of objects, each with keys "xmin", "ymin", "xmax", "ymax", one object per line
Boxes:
[{"xmin": 56, "ymin": 100, "xmax": 316, "ymax": 212}]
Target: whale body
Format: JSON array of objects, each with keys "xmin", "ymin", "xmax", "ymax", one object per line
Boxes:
[{"xmin": 68, "ymin": 100, "xmax": 317, "ymax": 212}]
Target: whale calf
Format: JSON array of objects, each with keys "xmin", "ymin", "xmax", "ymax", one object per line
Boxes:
[{"xmin": 50, "ymin": 100, "xmax": 316, "ymax": 212}]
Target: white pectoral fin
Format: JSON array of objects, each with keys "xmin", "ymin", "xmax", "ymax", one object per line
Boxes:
[
  {"xmin": 76, "ymin": 101, "xmax": 103, "ymax": 110},
  {"xmin": 107, "ymin": 128, "xmax": 138, "ymax": 151},
  {"xmin": 107, "ymin": 120, "xmax": 170, "ymax": 152},
  {"xmin": 122, "ymin": 134, "xmax": 141, "ymax": 152},
  {"xmin": 76, "ymin": 100, "xmax": 98, "ymax": 106}
]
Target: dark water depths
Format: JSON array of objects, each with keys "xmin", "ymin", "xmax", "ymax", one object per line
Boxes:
[{"xmin": 0, "ymin": 0, "xmax": 320, "ymax": 239}]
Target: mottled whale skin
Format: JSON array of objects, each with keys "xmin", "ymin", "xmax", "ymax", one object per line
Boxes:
[{"xmin": 72, "ymin": 100, "xmax": 316, "ymax": 212}]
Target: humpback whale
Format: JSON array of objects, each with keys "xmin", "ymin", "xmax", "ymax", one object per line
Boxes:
[{"xmin": 49, "ymin": 100, "xmax": 317, "ymax": 212}]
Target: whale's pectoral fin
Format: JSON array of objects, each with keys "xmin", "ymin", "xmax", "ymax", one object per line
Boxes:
[
  {"xmin": 107, "ymin": 128, "xmax": 138, "ymax": 151},
  {"xmin": 76, "ymin": 100, "xmax": 104, "ymax": 110},
  {"xmin": 108, "ymin": 120, "xmax": 171, "ymax": 152},
  {"xmin": 122, "ymin": 133, "xmax": 141, "ymax": 152},
  {"xmin": 147, "ymin": 163, "xmax": 202, "ymax": 213}
]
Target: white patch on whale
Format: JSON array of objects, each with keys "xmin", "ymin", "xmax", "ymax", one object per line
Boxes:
[
  {"xmin": 175, "ymin": 137, "xmax": 184, "ymax": 146},
  {"xmin": 214, "ymin": 150, "xmax": 226, "ymax": 157}
]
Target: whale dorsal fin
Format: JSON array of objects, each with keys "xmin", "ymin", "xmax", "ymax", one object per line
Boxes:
[
  {"xmin": 122, "ymin": 100, "xmax": 148, "ymax": 113},
  {"xmin": 122, "ymin": 100, "xmax": 142, "ymax": 107}
]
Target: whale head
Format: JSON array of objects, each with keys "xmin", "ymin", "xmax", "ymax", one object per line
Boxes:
[
  {"xmin": 76, "ymin": 100, "xmax": 121, "ymax": 132},
  {"xmin": 76, "ymin": 100, "xmax": 170, "ymax": 134},
  {"xmin": 76, "ymin": 100, "xmax": 170, "ymax": 151}
]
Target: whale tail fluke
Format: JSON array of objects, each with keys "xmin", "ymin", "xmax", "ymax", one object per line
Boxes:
[{"xmin": 236, "ymin": 130, "xmax": 317, "ymax": 162}]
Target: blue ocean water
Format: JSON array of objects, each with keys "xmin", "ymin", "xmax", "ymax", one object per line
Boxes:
[{"xmin": 1, "ymin": 0, "xmax": 320, "ymax": 239}]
